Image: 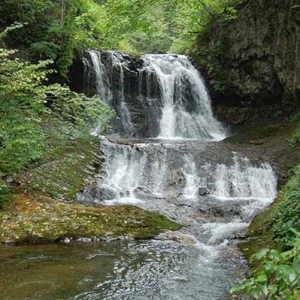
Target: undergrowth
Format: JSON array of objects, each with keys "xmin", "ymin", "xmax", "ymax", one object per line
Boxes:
[{"xmin": 232, "ymin": 230, "xmax": 300, "ymax": 300}]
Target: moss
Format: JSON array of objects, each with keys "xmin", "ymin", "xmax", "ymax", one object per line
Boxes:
[
  {"xmin": 224, "ymin": 123, "xmax": 284, "ymax": 144},
  {"xmin": 19, "ymin": 133, "xmax": 101, "ymax": 200},
  {"xmin": 0, "ymin": 184, "xmax": 11, "ymax": 211},
  {"xmin": 0, "ymin": 193, "xmax": 181, "ymax": 244},
  {"xmin": 240, "ymin": 164, "xmax": 300, "ymax": 266},
  {"xmin": 253, "ymin": 167, "xmax": 300, "ymax": 242}
]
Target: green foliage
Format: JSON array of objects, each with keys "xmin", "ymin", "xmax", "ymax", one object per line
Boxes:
[
  {"xmin": 0, "ymin": 0, "xmax": 104, "ymax": 76},
  {"xmin": 290, "ymin": 126, "xmax": 300, "ymax": 146},
  {"xmin": 0, "ymin": 49, "xmax": 51, "ymax": 174},
  {"xmin": 0, "ymin": 29, "xmax": 114, "ymax": 196},
  {"xmin": 269, "ymin": 166, "xmax": 300, "ymax": 244},
  {"xmin": 169, "ymin": 0, "xmax": 242, "ymax": 53},
  {"xmin": 0, "ymin": 0, "xmax": 244, "ymax": 66},
  {"xmin": 287, "ymin": 111, "xmax": 300, "ymax": 146},
  {"xmin": 29, "ymin": 41, "xmax": 61, "ymax": 60},
  {"xmin": 194, "ymin": 36, "xmax": 230, "ymax": 92},
  {"xmin": 231, "ymin": 229, "xmax": 300, "ymax": 300},
  {"xmin": 0, "ymin": 182, "xmax": 10, "ymax": 210}
]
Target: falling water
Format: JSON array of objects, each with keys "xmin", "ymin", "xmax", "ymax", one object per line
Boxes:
[
  {"xmin": 212, "ymin": 155, "xmax": 277, "ymax": 201},
  {"xmin": 85, "ymin": 50, "xmax": 134, "ymax": 135},
  {"xmin": 141, "ymin": 55, "xmax": 225, "ymax": 140},
  {"xmin": 88, "ymin": 141, "xmax": 277, "ymax": 208},
  {"xmin": 84, "ymin": 51, "xmax": 226, "ymax": 139},
  {"xmin": 79, "ymin": 48, "xmax": 277, "ymax": 296},
  {"xmin": 80, "ymin": 52, "xmax": 276, "ymax": 299}
]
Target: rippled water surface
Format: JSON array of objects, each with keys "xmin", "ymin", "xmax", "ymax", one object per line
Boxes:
[{"xmin": 0, "ymin": 239, "xmax": 245, "ymax": 300}]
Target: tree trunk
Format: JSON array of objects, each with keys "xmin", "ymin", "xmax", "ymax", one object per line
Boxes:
[{"xmin": 61, "ymin": 0, "xmax": 66, "ymax": 26}]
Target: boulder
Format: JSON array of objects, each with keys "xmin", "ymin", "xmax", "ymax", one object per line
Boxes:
[{"xmin": 198, "ymin": 187, "xmax": 209, "ymax": 196}]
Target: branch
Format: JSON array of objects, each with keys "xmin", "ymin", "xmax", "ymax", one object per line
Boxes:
[{"xmin": 198, "ymin": 0, "xmax": 214, "ymax": 17}]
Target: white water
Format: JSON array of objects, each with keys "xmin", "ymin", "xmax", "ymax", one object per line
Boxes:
[
  {"xmin": 80, "ymin": 51, "xmax": 278, "ymax": 299},
  {"xmin": 87, "ymin": 50, "xmax": 113, "ymax": 104},
  {"xmin": 86, "ymin": 50, "xmax": 134, "ymax": 134},
  {"xmin": 97, "ymin": 140, "xmax": 169, "ymax": 204},
  {"xmin": 212, "ymin": 155, "xmax": 277, "ymax": 202},
  {"xmin": 85, "ymin": 51, "xmax": 226, "ymax": 140},
  {"xmin": 202, "ymin": 222, "xmax": 249, "ymax": 245},
  {"xmin": 182, "ymin": 155, "xmax": 204, "ymax": 200},
  {"xmin": 81, "ymin": 142, "xmax": 276, "ymax": 260},
  {"xmin": 86, "ymin": 140, "xmax": 277, "ymax": 216},
  {"xmin": 141, "ymin": 54, "xmax": 225, "ymax": 140}
]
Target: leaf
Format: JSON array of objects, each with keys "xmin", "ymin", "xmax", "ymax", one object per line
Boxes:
[
  {"xmin": 289, "ymin": 272, "xmax": 297, "ymax": 283},
  {"xmin": 262, "ymin": 285, "xmax": 268, "ymax": 296}
]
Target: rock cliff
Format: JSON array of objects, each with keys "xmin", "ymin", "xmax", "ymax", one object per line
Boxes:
[{"xmin": 193, "ymin": 0, "xmax": 300, "ymax": 124}]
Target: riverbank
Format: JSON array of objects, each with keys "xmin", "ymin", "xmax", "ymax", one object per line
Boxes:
[{"xmin": 223, "ymin": 119, "xmax": 300, "ymax": 263}]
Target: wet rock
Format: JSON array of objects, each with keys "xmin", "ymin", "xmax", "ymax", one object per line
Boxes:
[
  {"xmin": 201, "ymin": 0, "xmax": 300, "ymax": 124},
  {"xmin": 202, "ymin": 205, "xmax": 243, "ymax": 219},
  {"xmin": 63, "ymin": 238, "xmax": 71, "ymax": 244},
  {"xmin": 198, "ymin": 187, "xmax": 209, "ymax": 196},
  {"xmin": 78, "ymin": 185, "xmax": 118, "ymax": 203},
  {"xmin": 2, "ymin": 215, "xmax": 10, "ymax": 221},
  {"xmin": 156, "ymin": 231, "xmax": 198, "ymax": 246},
  {"xmin": 76, "ymin": 237, "xmax": 93, "ymax": 243},
  {"xmin": 134, "ymin": 186, "xmax": 152, "ymax": 195},
  {"xmin": 250, "ymin": 140, "xmax": 264, "ymax": 145},
  {"xmin": 228, "ymin": 228, "xmax": 248, "ymax": 240},
  {"xmin": 0, "ymin": 193, "xmax": 180, "ymax": 244}
]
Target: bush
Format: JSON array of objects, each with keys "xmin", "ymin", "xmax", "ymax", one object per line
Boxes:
[
  {"xmin": 0, "ymin": 28, "xmax": 114, "ymax": 203},
  {"xmin": 271, "ymin": 166, "xmax": 300, "ymax": 244},
  {"xmin": 231, "ymin": 229, "xmax": 300, "ymax": 300},
  {"xmin": 0, "ymin": 183, "xmax": 10, "ymax": 210}
]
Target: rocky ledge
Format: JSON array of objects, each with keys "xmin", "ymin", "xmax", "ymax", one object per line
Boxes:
[{"xmin": 0, "ymin": 192, "xmax": 180, "ymax": 244}]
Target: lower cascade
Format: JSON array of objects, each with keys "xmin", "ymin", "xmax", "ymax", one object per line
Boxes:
[
  {"xmin": 73, "ymin": 51, "xmax": 278, "ymax": 300},
  {"xmin": 75, "ymin": 139, "xmax": 277, "ymax": 299}
]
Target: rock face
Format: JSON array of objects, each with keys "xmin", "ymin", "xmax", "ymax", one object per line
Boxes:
[
  {"xmin": 194, "ymin": 0, "xmax": 300, "ymax": 124},
  {"xmin": 83, "ymin": 51, "xmax": 148, "ymax": 136}
]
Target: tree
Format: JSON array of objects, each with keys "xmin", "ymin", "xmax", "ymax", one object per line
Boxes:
[{"xmin": 0, "ymin": 26, "xmax": 114, "ymax": 205}]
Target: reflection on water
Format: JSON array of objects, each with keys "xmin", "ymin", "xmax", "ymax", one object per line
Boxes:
[{"xmin": 0, "ymin": 240, "xmax": 243, "ymax": 300}]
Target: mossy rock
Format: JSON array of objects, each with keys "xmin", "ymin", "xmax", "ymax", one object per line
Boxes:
[
  {"xmin": 240, "ymin": 164, "xmax": 300, "ymax": 265},
  {"xmin": 0, "ymin": 193, "xmax": 181, "ymax": 244},
  {"xmin": 19, "ymin": 134, "xmax": 102, "ymax": 200}
]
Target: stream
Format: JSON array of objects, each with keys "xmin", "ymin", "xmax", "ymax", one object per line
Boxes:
[{"xmin": 0, "ymin": 53, "xmax": 277, "ymax": 300}]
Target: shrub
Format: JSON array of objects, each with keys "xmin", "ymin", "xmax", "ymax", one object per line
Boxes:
[
  {"xmin": 0, "ymin": 28, "xmax": 115, "ymax": 207},
  {"xmin": 232, "ymin": 229, "xmax": 300, "ymax": 300}
]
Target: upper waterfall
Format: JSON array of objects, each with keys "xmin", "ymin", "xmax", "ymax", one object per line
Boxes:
[
  {"xmin": 141, "ymin": 54, "xmax": 225, "ymax": 140},
  {"xmin": 83, "ymin": 50, "xmax": 226, "ymax": 140}
]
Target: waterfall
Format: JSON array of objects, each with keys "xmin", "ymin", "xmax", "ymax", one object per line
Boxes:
[
  {"xmin": 79, "ymin": 141, "xmax": 277, "ymax": 213},
  {"xmin": 141, "ymin": 55, "xmax": 225, "ymax": 140},
  {"xmin": 85, "ymin": 50, "xmax": 134, "ymax": 135},
  {"xmin": 84, "ymin": 51, "xmax": 226, "ymax": 140},
  {"xmin": 212, "ymin": 155, "xmax": 277, "ymax": 201},
  {"xmin": 75, "ymin": 51, "xmax": 279, "ymax": 300}
]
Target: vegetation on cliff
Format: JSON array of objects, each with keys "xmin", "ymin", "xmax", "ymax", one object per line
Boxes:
[
  {"xmin": 0, "ymin": 26, "xmax": 114, "ymax": 209},
  {"xmin": 0, "ymin": 0, "xmax": 243, "ymax": 71},
  {"xmin": 232, "ymin": 230, "xmax": 300, "ymax": 300}
]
